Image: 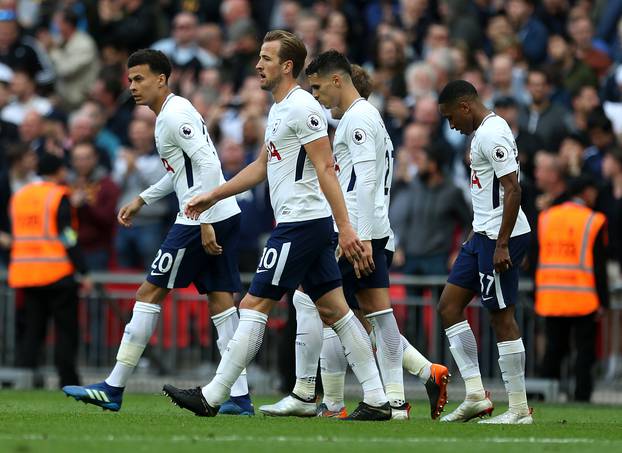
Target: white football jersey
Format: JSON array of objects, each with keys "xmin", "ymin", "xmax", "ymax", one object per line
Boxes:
[
  {"xmin": 152, "ymin": 94, "xmax": 240, "ymax": 225},
  {"xmin": 469, "ymin": 113, "xmax": 531, "ymax": 239},
  {"xmin": 264, "ymin": 86, "xmax": 331, "ymax": 224},
  {"xmin": 333, "ymin": 98, "xmax": 393, "ymax": 240}
]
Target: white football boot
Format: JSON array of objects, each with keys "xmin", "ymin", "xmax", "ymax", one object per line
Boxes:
[
  {"xmin": 478, "ymin": 409, "xmax": 533, "ymax": 424},
  {"xmin": 258, "ymin": 394, "xmax": 316, "ymax": 417},
  {"xmin": 440, "ymin": 394, "xmax": 494, "ymax": 422}
]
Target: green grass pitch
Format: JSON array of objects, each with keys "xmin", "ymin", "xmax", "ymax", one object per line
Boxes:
[{"xmin": 1, "ymin": 391, "xmax": 621, "ymax": 453}]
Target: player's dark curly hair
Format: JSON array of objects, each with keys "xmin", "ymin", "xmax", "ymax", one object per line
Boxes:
[
  {"xmin": 438, "ymin": 80, "xmax": 478, "ymax": 105},
  {"xmin": 127, "ymin": 49, "xmax": 172, "ymax": 82},
  {"xmin": 305, "ymin": 49, "xmax": 352, "ymax": 77}
]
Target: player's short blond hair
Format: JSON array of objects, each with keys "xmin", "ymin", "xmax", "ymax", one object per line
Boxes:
[{"xmin": 263, "ymin": 30, "xmax": 307, "ymax": 78}]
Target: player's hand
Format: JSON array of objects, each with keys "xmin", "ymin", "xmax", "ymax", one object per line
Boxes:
[
  {"xmin": 185, "ymin": 192, "xmax": 217, "ymax": 220},
  {"xmin": 201, "ymin": 223, "xmax": 222, "ymax": 255},
  {"xmin": 355, "ymin": 240, "xmax": 375, "ymax": 278},
  {"xmin": 338, "ymin": 224, "xmax": 365, "ymax": 264},
  {"xmin": 493, "ymin": 243, "xmax": 512, "ymax": 273},
  {"xmin": 117, "ymin": 196, "xmax": 144, "ymax": 227},
  {"xmin": 80, "ymin": 275, "xmax": 94, "ymax": 295}
]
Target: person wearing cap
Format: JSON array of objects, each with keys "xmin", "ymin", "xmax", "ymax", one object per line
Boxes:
[
  {"xmin": 535, "ymin": 173, "xmax": 609, "ymax": 402},
  {"xmin": 7, "ymin": 152, "xmax": 91, "ymax": 388}
]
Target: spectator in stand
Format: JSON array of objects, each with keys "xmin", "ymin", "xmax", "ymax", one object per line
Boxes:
[
  {"xmin": 391, "ymin": 143, "xmax": 471, "ymax": 275},
  {"xmin": 67, "ymin": 112, "xmax": 112, "ymax": 170},
  {"xmin": 69, "ymin": 141, "xmax": 119, "ymax": 270},
  {"xmin": 89, "ymin": 73, "xmax": 133, "ymax": 148},
  {"xmin": 535, "ymin": 0, "xmax": 570, "ymax": 36},
  {"xmin": 536, "ymin": 174, "xmax": 609, "ymax": 402},
  {"xmin": 534, "ymin": 150, "xmax": 568, "ymax": 213},
  {"xmin": 494, "ymin": 96, "xmax": 543, "ymax": 181},
  {"xmin": 559, "ymin": 133, "xmax": 589, "ymax": 178},
  {"xmin": 47, "ymin": 7, "xmax": 100, "ymax": 111},
  {"xmin": 112, "ymin": 118, "xmax": 168, "ymax": 270},
  {"xmin": 584, "ymin": 108, "xmax": 615, "ymax": 178},
  {"xmin": 0, "ymin": 143, "xmax": 38, "ymax": 264},
  {"xmin": 77, "ymin": 100, "xmax": 122, "ymax": 163},
  {"xmin": 506, "ymin": 0, "xmax": 549, "ymax": 65},
  {"xmin": 519, "ymin": 68, "xmax": 568, "ymax": 151},
  {"xmin": 568, "ymin": 15, "xmax": 612, "ymax": 79},
  {"xmin": 152, "ymin": 12, "xmax": 218, "ymax": 74},
  {"xmin": 599, "ymin": 147, "xmax": 622, "ymax": 271},
  {"xmin": 197, "ymin": 22, "xmax": 224, "ymax": 65},
  {"xmin": 18, "ymin": 110, "xmax": 46, "ymax": 157},
  {"xmin": 393, "ymin": 122, "xmax": 430, "ymax": 194},
  {"xmin": 565, "ymin": 85, "xmax": 601, "ymax": 142},
  {"xmin": 1, "ymin": 68, "xmax": 52, "ymax": 125},
  {"xmin": 547, "ymin": 34, "xmax": 598, "ymax": 98},
  {"xmin": 490, "ymin": 53, "xmax": 530, "ymax": 106},
  {"xmin": 95, "ymin": 0, "xmax": 159, "ymax": 54},
  {"xmin": 0, "ymin": 8, "xmax": 55, "ymax": 89}
]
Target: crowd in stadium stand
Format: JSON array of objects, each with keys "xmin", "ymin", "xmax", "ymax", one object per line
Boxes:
[{"xmin": 0, "ymin": 0, "xmax": 621, "ymax": 283}]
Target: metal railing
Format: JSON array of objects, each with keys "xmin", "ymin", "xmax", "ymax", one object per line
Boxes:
[{"xmin": 1, "ymin": 270, "xmax": 621, "ymax": 393}]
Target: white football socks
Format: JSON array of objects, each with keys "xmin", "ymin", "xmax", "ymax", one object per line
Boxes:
[
  {"xmin": 211, "ymin": 306, "xmax": 249, "ymax": 397},
  {"xmin": 446, "ymin": 320, "xmax": 485, "ymax": 400},
  {"xmin": 105, "ymin": 301, "xmax": 161, "ymax": 388},
  {"xmin": 331, "ymin": 310, "xmax": 387, "ymax": 407},
  {"xmin": 401, "ymin": 335, "xmax": 432, "ymax": 382},
  {"xmin": 320, "ymin": 327, "xmax": 347, "ymax": 411},
  {"xmin": 498, "ymin": 338, "xmax": 529, "ymax": 415},
  {"xmin": 291, "ymin": 290, "xmax": 322, "ymax": 401},
  {"xmin": 367, "ymin": 308, "xmax": 405, "ymax": 407},
  {"xmin": 202, "ymin": 309, "xmax": 267, "ymax": 407}
]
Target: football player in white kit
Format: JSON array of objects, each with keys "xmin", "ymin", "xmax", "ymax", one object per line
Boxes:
[
  {"xmin": 437, "ymin": 80, "xmax": 533, "ymax": 424},
  {"xmin": 163, "ymin": 30, "xmax": 392, "ymax": 421},
  {"xmin": 259, "ymin": 54, "xmax": 450, "ymax": 420},
  {"xmin": 63, "ymin": 50, "xmax": 253, "ymax": 415}
]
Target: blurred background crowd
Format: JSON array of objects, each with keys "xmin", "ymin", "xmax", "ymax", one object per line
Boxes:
[{"xmin": 1, "ymin": 0, "xmax": 622, "ymax": 282}]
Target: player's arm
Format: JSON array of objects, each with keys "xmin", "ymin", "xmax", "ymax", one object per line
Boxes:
[
  {"xmin": 351, "ymin": 120, "xmax": 380, "ymax": 276},
  {"xmin": 495, "ymin": 168, "xmax": 521, "ymax": 273},
  {"xmin": 304, "ymin": 136, "xmax": 365, "ymax": 270},
  {"xmin": 186, "ymin": 147, "xmax": 267, "ymax": 219},
  {"xmin": 119, "ymin": 173, "xmax": 174, "ymax": 227}
]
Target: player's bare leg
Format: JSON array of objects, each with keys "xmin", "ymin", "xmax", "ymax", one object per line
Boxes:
[
  {"xmin": 63, "ymin": 281, "xmax": 167, "ymax": 411},
  {"xmin": 479, "ymin": 306, "xmax": 532, "ymax": 424},
  {"xmin": 208, "ymin": 291, "xmax": 254, "ymax": 415},
  {"xmin": 438, "ymin": 283, "xmax": 494, "ymax": 422}
]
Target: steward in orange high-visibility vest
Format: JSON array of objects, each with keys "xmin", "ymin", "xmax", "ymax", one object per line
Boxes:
[
  {"xmin": 8, "ymin": 181, "xmax": 76, "ymax": 288},
  {"xmin": 535, "ymin": 201, "xmax": 606, "ymax": 317},
  {"xmin": 8, "ymin": 152, "xmax": 88, "ymax": 388},
  {"xmin": 536, "ymin": 174, "xmax": 609, "ymax": 402}
]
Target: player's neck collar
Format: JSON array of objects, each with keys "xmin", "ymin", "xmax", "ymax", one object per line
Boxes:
[
  {"xmin": 478, "ymin": 111, "xmax": 496, "ymax": 129},
  {"xmin": 275, "ymin": 84, "xmax": 300, "ymax": 103},
  {"xmin": 159, "ymin": 93, "xmax": 175, "ymax": 113},
  {"xmin": 343, "ymin": 97, "xmax": 365, "ymax": 115}
]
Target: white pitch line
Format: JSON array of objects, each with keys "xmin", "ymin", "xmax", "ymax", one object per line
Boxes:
[{"xmin": 0, "ymin": 434, "xmax": 620, "ymax": 445}]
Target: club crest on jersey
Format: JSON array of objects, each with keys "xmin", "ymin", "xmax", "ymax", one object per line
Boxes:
[
  {"xmin": 271, "ymin": 119, "xmax": 281, "ymax": 135},
  {"xmin": 352, "ymin": 128, "xmax": 366, "ymax": 145},
  {"xmin": 492, "ymin": 146, "xmax": 508, "ymax": 162},
  {"xmin": 179, "ymin": 123, "xmax": 194, "ymax": 139},
  {"xmin": 306, "ymin": 114, "xmax": 322, "ymax": 130}
]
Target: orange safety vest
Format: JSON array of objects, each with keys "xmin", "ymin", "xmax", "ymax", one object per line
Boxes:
[
  {"xmin": 8, "ymin": 181, "xmax": 76, "ymax": 288},
  {"xmin": 535, "ymin": 201, "xmax": 606, "ymax": 317}
]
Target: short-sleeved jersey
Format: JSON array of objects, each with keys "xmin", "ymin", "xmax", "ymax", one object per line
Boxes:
[
  {"xmin": 154, "ymin": 94, "xmax": 240, "ymax": 225},
  {"xmin": 264, "ymin": 86, "xmax": 331, "ymax": 224},
  {"xmin": 333, "ymin": 98, "xmax": 393, "ymax": 240},
  {"xmin": 469, "ymin": 113, "xmax": 531, "ymax": 239}
]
